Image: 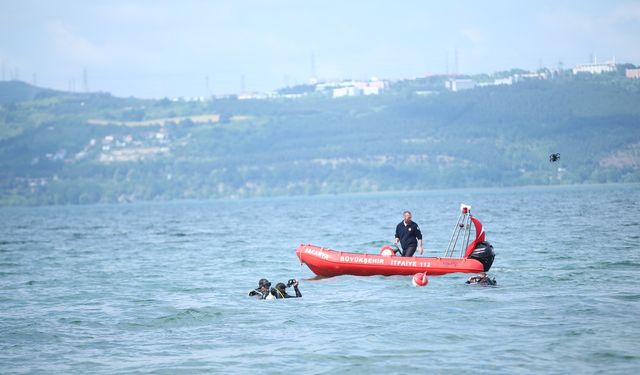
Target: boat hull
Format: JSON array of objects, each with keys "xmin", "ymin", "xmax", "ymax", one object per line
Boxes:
[{"xmin": 296, "ymin": 244, "xmax": 485, "ymax": 277}]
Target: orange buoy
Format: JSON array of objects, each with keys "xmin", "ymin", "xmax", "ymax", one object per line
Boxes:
[
  {"xmin": 412, "ymin": 272, "xmax": 428, "ymax": 287},
  {"xmin": 379, "ymin": 245, "xmax": 396, "ymax": 256}
]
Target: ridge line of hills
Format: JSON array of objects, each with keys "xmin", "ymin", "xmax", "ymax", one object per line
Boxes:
[{"xmin": 1, "ymin": 72, "xmax": 639, "ymax": 206}]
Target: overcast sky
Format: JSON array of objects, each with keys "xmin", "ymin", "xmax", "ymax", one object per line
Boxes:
[{"xmin": 1, "ymin": 0, "xmax": 639, "ymax": 98}]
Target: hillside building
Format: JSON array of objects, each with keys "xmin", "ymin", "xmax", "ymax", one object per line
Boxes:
[
  {"xmin": 331, "ymin": 78, "xmax": 386, "ymax": 98},
  {"xmin": 333, "ymin": 86, "xmax": 361, "ymax": 98},
  {"xmin": 572, "ymin": 60, "xmax": 616, "ymax": 75},
  {"xmin": 626, "ymin": 68, "xmax": 640, "ymax": 79},
  {"xmin": 445, "ymin": 79, "xmax": 475, "ymax": 92}
]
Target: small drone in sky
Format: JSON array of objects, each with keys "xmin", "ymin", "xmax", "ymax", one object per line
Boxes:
[{"xmin": 549, "ymin": 153, "xmax": 561, "ymax": 163}]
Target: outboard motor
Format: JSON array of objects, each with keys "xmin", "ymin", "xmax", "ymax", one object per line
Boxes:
[{"xmin": 468, "ymin": 241, "xmax": 495, "ymax": 272}]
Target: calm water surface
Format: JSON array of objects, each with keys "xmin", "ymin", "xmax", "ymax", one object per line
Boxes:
[{"xmin": 1, "ymin": 184, "xmax": 639, "ymax": 374}]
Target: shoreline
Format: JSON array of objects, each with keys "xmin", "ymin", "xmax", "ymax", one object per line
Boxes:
[{"xmin": 1, "ymin": 181, "xmax": 637, "ymax": 210}]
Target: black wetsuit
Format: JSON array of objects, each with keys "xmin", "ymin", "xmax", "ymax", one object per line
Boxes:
[
  {"xmin": 466, "ymin": 276, "xmax": 497, "ymax": 286},
  {"xmin": 395, "ymin": 221, "xmax": 422, "ymax": 257},
  {"xmin": 248, "ymin": 288, "xmax": 269, "ymax": 299},
  {"xmin": 271, "ymin": 286, "xmax": 302, "ymax": 299}
]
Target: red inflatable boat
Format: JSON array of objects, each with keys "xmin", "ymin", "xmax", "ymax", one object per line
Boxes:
[{"xmin": 296, "ymin": 204, "xmax": 495, "ymax": 277}]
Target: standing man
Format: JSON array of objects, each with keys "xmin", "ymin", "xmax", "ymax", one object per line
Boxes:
[{"xmin": 394, "ymin": 211, "xmax": 423, "ymax": 257}]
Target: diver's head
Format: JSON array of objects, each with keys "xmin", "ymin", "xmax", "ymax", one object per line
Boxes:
[
  {"xmin": 403, "ymin": 210, "xmax": 412, "ymax": 224},
  {"xmin": 275, "ymin": 283, "xmax": 287, "ymax": 293},
  {"xmin": 258, "ymin": 278, "xmax": 271, "ymax": 292}
]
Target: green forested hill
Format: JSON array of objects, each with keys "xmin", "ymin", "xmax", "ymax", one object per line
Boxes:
[
  {"xmin": 1, "ymin": 75, "xmax": 639, "ymax": 205},
  {"xmin": 0, "ymin": 81, "xmax": 58, "ymax": 105}
]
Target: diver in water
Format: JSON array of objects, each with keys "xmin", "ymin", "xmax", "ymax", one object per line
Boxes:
[
  {"xmin": 466, "ymin": 272, "xmax": 497, "ymax": 286},
  {"xmin": 248, "ymin": 278, "xmax": 272, "ymax": 299},
  {"xmin": 270, "ymin": 279, "xmax": 302, "ymax": 299}
]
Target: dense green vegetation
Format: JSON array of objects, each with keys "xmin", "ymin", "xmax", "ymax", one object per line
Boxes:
[{"xmin": 1, "ymin": 73, "xmax": 639, "ymax": 206}]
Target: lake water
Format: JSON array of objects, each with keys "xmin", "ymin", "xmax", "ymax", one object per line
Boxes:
[{"xmin": 1, "ymin": 184, "xmax": 639, "ymax": 374}]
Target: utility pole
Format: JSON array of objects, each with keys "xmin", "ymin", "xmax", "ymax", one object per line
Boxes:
[
  {"xmin": 445, "ymin": 49, "xmax": 449, "ymax": 76},
  {"xmin": 82, "ymin": 67, "xmax": 88, "ymax": 92},
  {"xmin": 454, "ymin": 48, "xmax": 459, "ymax": 76}
]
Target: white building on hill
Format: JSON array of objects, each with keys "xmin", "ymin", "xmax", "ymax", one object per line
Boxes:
[
  {"xmin": 333, "ymin": 86, "xmax": 361, "ymax": 98},
  {"xmin": 626, "ymin": 68, "xmax": 640, "ymax": 79},
  {"xmin": 572, "ymin": 59, "xmax": 616, "ymax": 75},
  {"xmin": 331, "ymin": 78, "xmax": 386, "ymax": 98},
  {"xmin": 445, "ymin": 79, "xmax": 475, "ymax": 92}
]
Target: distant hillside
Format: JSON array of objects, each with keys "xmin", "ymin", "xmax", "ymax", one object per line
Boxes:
[
  {"xmin": 0, "ymin": 81, "xmax": 59, "ymax": 105},
  {"xmin": 0, "ymin": 75, "xmax": 639, "ymax": 205}
]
